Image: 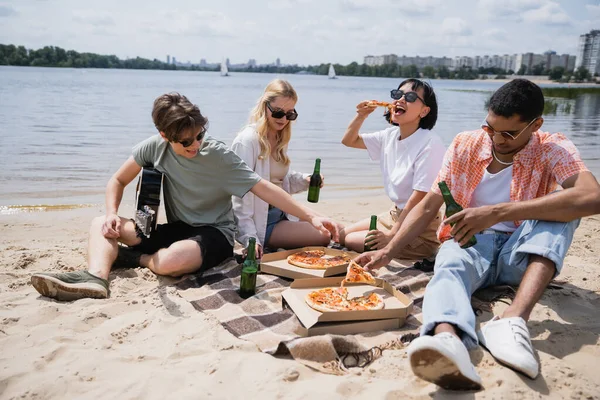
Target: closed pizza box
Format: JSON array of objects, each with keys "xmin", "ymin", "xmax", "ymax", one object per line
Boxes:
[
  {"xmin": 260, "ymin": 247, "xmax": 359, "ymax": 279},
  {"xmin": 282, "ymin": 277, "xmax": 413, "ymax": 333}
]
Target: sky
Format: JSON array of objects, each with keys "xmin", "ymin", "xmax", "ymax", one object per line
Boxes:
[{"xmin": 0, "ymin": 0, "xmax": 599, "ymax": 66}]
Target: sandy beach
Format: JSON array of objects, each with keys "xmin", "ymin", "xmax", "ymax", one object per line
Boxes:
[{"xmin": 1, "ymin": 196, "xmax": 599, "ymax": 399}]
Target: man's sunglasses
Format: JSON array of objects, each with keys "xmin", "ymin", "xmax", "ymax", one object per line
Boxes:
[
  {"xmin": 390, "ymin": 89, "xmax": 425, "ymax": 103},
  {"xmin": 178, "ymin": 128, "xmax": 206, "ymax": 147},
  {"xmin": 266, "ymin": 103, "xmax": 298, "ymax": 121},
  {"xmin": 481, "ymin": 118, "xmax": 537, "ymax": 141}
]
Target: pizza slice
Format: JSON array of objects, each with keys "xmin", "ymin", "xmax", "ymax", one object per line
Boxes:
[
  {"xmin": 343, "ymin": 260, "xmax": 377, "ymax": 286},
  {"xmin": 368, "ymin": 100, "xmax": 394, "ymax": 109}
]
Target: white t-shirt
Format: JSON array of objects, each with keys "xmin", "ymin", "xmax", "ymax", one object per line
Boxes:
[
  {"xmin": 469, "ymin": 165, "xmax": 517, "ymax": 232},
  {"xmin": 361, "ymin": 127, "xmax": 446, "ymax": 209}
]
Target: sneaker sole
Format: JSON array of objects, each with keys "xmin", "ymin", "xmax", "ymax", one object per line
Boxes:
[
  {"xmin": 31, "ymin": 274, "xmax": 107, "ymax": 301},
  {"xmin": 410, "ymin": 348, "xmax": 483, "ymax": 391}
]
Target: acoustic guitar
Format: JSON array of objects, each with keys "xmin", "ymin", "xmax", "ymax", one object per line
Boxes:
[{"xmin": 134, "ymin": 167, "xmax": 163, "ymax": 238}]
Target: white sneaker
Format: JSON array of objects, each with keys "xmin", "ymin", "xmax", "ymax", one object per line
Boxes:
[
  {"xmin": 477, "ymin": 316, "xmax": 539, "ymax": 379},
  {"xmin": 407, "ymin": 332, "xmax": 483, "ymax": 391}
]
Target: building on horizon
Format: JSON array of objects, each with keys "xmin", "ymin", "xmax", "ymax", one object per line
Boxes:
[
  {"xmin": 166, "ymin": 55, "xmax": 170, "ymax": 64},
  {"xmin": 172, "ymin": 56, "xmax": 176, "ymax": 65},
  {"xmin": 576, "ymin": 30, "xmax": 600, "ymax": 75},
  {"xmin": 364, "ymin": 51, "xmax": 575, "ymax": 73}
]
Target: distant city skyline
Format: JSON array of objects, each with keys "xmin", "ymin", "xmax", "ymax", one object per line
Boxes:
[{"xmin": 0, "ymin": 0, "xmax": 599, "ymax": 65}]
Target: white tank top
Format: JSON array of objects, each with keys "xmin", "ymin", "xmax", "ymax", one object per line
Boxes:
[{"xmin": 469, "ymin": 165, "xmax": 517, "ymax": 232}]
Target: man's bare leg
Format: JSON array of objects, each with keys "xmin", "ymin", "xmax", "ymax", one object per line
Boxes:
[
  {"xmin": 31, "ymin": 216, "xmax": 141, "ymax": 301},
  {"xmin": 501, "ymin": 255, "xmax": 555, "ymax": 321},
  {"xmin": 477, "ymin": 255, "xmax": 555, "ymax": 380},
  {"xmin": 140, "ymin": 239, "xmax": 203, "ymax": 277},
  {"xmin": 88, "ymin": 216, "xmax": 141, "ymax": 280}
]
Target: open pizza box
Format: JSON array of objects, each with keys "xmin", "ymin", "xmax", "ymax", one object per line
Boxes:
[
  {"xmin": 282, "ymin": 276, "xmax": 413, "ymax": 336},
  {"xmin": 260, "ymin": 246, "xmax": 359, "ymax": 279}
]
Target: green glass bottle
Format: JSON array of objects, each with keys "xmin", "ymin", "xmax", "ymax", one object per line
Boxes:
[
  {"xmin": 307, "ymin": 158, "xmax": 322, "ymax": 203},
  {"xmin": 239, "ymin": 237, "xmax": 259, "ymax": 298},
  {"xmin": 364, "ymin": 215, "xmax": 378, "ymax": 251},
  {"xmin": 438, "ymin": 181, "xmax": 477, "ymax": 249}
]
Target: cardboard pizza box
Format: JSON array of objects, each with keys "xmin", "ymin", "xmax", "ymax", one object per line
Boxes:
[
  {"xmin": 282, "ymin": 276, "xmax": 413, "ymax": 335},
  {"xmin": 294, "ymin": 317, "xmax": 403, "ymax": 337},
  {"xmin": 260, "ymin": 246, "xmax": 359, "ymax": 279}
]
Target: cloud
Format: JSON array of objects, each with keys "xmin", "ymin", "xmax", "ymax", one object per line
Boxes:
[
  {"xmin": 394, "ymin": 0, "xmax": 443, "ymax": 15},
  {"xmin": 477, "ymin": 0, "xmax": 545, "ymax": 18},
  {"xmin": 441, "ymin": 17, "xmax": 472, "ymax": 36},
  {"xmin": 521, "ymin": 2, "xmax": 571, "ymax": 25},
  {"xmin": 342, "ymin": 0, "xmax": 443, "ymax": 14},
  {"xmin": 0, "ymin": 5, "xmax": 18, "ymax": 17},
  {"xmin": 340, "ymin": 0, "xmax": 376, "ymax": 11},
  {"xmin": 142, "ymin": 9, "xmax": 239, "ymax": 38},
  {"xmin": 72, "ymin": 10, "xmax": 115, "ymax": 26},
  {"xmin": 268, "ymin": 0, "xmax": 314, "ymax": 10},
  {"xmin": 585, "ymin": 3, "xmax": 600, "ymax": 16}
]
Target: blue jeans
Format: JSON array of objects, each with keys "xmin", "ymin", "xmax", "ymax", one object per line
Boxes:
[
  {"xmin": 420, "ymin": 218, "xmax": 580, "ymax": 349},
  {"xmin": 264, "ymin": 207, "xmax": 287, "ymax": 246}
]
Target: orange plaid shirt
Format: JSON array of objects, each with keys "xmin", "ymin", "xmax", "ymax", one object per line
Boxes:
[{"xmin": 432, "ymin": 129, "xmax": 589, "ymax": 242}]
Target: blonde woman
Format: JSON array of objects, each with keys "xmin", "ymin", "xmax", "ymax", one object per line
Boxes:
[{"xmin": 232, "ymin": 79, "xmax": 335, "ymax": 258}]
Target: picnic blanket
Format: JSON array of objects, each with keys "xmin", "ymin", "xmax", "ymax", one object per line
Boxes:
[{"xmin": 175, "ymin": 257, "xmax": 506, "ymax": 375}]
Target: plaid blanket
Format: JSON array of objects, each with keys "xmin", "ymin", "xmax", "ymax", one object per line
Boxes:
[{"xmin": 175, "ymin": 256, "xmax": 434, "ymax": 374}]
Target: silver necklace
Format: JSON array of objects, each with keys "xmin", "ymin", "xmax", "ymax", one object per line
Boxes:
[{"xmin": 492, "ymin": 148, "xmax": 514, "ymax": 166}]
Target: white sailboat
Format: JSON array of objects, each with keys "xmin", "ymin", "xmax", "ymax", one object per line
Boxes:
[
  {"xmin": 328, "ymin": 63, "xmax": 337, "ymax": 79},
  {"xmin": 220, "ymin": 59, "xmax": 229, "ymax": 77}
]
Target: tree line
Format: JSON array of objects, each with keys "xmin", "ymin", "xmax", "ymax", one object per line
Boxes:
[{"xmin": 0, "ymin": 44, "xmax": 593, "ymax": 82}]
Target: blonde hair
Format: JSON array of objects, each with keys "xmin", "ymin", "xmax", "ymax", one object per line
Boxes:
[{"xmin": 247, "ymin": 79, "xmax": 298, "ymax": 165}]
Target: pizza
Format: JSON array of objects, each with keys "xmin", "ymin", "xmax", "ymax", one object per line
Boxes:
[
  {"xmin": 368, "ymin": 100, "xmax": 394, "ymax": 109},
  {"xmin": 305, "ymin": 287, "xmax": 384, "ymax": 312},
  {"xmin": 287, "ymin": 250, "xmax": 351, "ymax": 269},
  {"xmin": 343, "ymin": 260, "xmax": 377, "ymax": 286}
]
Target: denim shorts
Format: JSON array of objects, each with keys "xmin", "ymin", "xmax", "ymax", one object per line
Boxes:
[{"xmin": 264, "ymin": 207, "xmax": 287, "ymax": 246}]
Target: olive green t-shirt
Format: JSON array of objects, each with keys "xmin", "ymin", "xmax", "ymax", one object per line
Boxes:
[{"xmin": 132, "ymin": 135, "xmax": 261, "ymax": 245}]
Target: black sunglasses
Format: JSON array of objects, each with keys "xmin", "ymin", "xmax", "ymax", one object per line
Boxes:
[
  {"xmin": 178, "ymin": 128, "xmax": 206, "ymax": 148},
  {"xmin": 390, "ymin": 89, "xmax": 425, "ymax": 104},
  {"xmin": 266, "ymin": 103, "xmax": 298, "ymax": 121}
]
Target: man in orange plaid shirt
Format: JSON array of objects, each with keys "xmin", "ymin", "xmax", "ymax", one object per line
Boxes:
[{"xmin": 356, "ymin": 79, "xmax": 600, "ymax": 390}]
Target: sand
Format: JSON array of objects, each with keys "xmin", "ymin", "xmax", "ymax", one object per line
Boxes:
[{"xmin": 1, "ymin": 197, "xmax": 599, "ymax": 399}]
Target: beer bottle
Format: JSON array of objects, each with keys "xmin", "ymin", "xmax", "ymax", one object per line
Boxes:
[
  {"xmin": 307, "ymin": 158, "xmax": 322, "ymax": 203},
  {"xmin": 239, "ymin": 237, "xmax": 259, "ymax": 298},
  {"xmin": 364, "ymin": 215, "xmax": 378, "ymax": 251},
  {"xmin": 438, "ymin": 181, "xmax": 477, "ymax": 249}
]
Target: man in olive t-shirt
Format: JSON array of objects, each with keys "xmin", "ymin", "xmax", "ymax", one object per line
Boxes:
[
  {"xmin": 132, "ymin": 133, "xmax": 260, "ymax": 246},
  {"xmin": 31, "ymin": 93, "xmax": 340, "ymax": 301}
]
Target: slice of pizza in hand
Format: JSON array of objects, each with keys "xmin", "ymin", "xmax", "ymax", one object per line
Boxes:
[{"xmin": 343, "ymin": 260, "xmax": 377, "ymax": 286}]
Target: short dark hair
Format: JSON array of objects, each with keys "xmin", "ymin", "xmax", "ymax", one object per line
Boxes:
[
  {"xmin": 488, "ymin": 79, "xmax": 544, "ymax": 122},
  {"xmin": 151, "ymin": 92, "xmax": 208, "ymax": 142},
  {"xmin": 385, "ymin": 78, "xmax": 438, "ymax": 130}
]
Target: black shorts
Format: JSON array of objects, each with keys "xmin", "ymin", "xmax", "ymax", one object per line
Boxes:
[{"xmin": 133, "ymin": 221, "xmax": 233, "ymax": 273}]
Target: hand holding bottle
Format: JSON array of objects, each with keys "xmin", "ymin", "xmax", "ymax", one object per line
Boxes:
[
  {"xmin": 242, "ymin": 242, "xmax": 263, "ymax": 260},
  {"xmin": 364, "ymin": 229, "xmax": 392, "ymax": 250},
  {"xmin": 305, "ymin": 174, "xmax": 324, "ymax": 188}
]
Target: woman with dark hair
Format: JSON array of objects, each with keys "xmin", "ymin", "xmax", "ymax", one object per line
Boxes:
[{"xmin": 340, "ymin": 79, "xmax": 446, "ymax": 260}]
